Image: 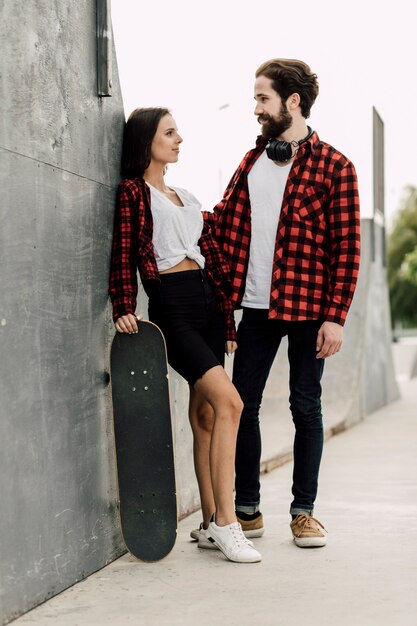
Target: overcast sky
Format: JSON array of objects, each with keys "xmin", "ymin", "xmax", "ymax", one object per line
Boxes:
[{"xmin": 111, "ymin": 0, "xmax": 417, "ymax": 226}]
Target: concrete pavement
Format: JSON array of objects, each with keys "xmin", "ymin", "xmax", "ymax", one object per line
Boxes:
[{"xmin": 14, "ymin": 378, "xmax": 417, "ymax": 626}]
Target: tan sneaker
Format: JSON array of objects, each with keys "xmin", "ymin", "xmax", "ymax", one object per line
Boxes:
[
  {"xmin": 290, "ymin": 513, "xmax": 327, "ymax": 547},
  {"xmin": 236, "ymin": 513, "xmax": 265, "ymax": 538}
]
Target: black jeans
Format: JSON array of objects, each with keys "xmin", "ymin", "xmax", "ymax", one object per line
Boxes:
[{"xmin": 233, "ymin": 308, "xmax": 325, "ymax": 516}]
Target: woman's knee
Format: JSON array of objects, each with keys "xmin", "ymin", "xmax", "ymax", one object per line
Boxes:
[
  {"xmin": 193, "ymin": 404, "xmax": 215, "ymax": 434},
  {"xmin": 219, "ymin": 391, "xmax": 243, "ymax": 424},
  {"xmin": 232, "ymin": 393, "xmax": 244, "ymax": 418}
]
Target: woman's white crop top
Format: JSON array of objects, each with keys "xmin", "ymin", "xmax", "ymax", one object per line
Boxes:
[{"xmin": 147, "ymin": 183, "xmax": 205, "ymax": 272}]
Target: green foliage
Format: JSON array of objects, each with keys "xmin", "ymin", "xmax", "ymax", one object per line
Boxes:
[
  {"xmin": 388, "ymin": 186, "xmax": 417, "ymax": 327},
  {"xmin": 403, "ymin": 248, "xmax": 417, "ymax": 286}
]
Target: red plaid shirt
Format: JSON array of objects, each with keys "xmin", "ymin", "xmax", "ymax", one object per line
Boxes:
[
  {"xmin": 108, "ymin": 178, "xmax": 237, "ymax": 340},
  {"xmin": 203, "ymin": 132, "xmax": 361, "ymax": 326}
]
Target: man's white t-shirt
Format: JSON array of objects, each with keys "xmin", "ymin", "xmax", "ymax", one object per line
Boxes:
[{"xmin": 241, "ymin": 151, "xmax": 292, "ymax": 309}]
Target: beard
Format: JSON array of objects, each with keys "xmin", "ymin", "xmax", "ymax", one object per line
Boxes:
[{"xmin": 259, "ymin": 102, "xmax": 292, "ymax": 139}]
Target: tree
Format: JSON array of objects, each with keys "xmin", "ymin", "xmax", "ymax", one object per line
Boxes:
[
  {"xmin": 403, "ymin": 248, "xmax": 417, "ymax": 286},
  {"xmin": 387, "ymin": 186, "xmax": 417, "ymax": 328}
]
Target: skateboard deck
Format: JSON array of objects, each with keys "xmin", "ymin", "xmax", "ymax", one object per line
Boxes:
[{"xmin": 110, "ymin": 320, "xmax": 177, "ymax": 561}]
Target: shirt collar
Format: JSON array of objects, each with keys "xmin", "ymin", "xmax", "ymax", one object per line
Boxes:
[
  {"xmin": 300, "ymin": 130, "xmax": 319, "ymax": 154},
  {"xmin": 256, "ymin": 135, "xmax": 268, "ymax": 148}
]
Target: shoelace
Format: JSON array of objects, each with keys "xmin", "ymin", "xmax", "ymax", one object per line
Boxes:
[
  {"xmin": 294, "ymin": 514, "xmax": 327, "ymax": 534},
  {"xmin": 229, "ymin": 523, "xmax": 254, "ymax": 548}
]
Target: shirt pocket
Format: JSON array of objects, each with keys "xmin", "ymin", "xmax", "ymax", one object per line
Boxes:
[{"xmin": 298, "ymin": 185, "xmax": 327, "ymax": 223}]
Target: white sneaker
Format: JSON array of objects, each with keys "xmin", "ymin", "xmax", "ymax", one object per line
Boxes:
[
  {"xmin": 206, "ymin": 519, "xmax": 262, "ymax": 563},
  {"xmin": 190, "ymin": 523, "xmax": 219, "ymax": 550}
]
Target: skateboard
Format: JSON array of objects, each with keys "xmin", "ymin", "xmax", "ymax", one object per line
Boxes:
[{"xmin": 110, "ymin": 320, "xmax": 177, "ymax": 561}]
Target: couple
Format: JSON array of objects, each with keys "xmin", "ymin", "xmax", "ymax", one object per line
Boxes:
[{"xmin": 108, "ymin": 58, "xmax": 361, "ymax": 564}]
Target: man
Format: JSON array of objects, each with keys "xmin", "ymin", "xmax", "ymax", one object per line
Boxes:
[{"xmin": 204, "ymin": 58, "xmax": 360, "ymax": 547}]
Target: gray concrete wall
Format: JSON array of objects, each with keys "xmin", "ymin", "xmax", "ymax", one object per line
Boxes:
[
  {"xmin": 392, "ymin": 340, "xmax": 417, "ymax": 381},
  {"xmin": 0, "ymin": 3, "xmax": 127, "ymax": 623},
  {"xmin": 360, "ymin": 219, "xmax": 399, "ymax": 415}
]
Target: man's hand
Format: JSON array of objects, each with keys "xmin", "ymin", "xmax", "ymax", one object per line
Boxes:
[
  {"xmin": 316, "ymin": 321, "xmax": 343, "ymax": 359},
  {"xmin": 226, "ymin": 341, "xmax": 238, "ymax": 356},
  {"xmin": 115, "ymin": 314, "xmax": 142, "ymax": 334}
]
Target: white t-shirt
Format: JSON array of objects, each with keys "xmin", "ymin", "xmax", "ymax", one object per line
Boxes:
[
  {"xmin": 242, "ymin": 151, "xmax": 292, "ymax": 309},
  {"xmin": 147, "ymin": 183, "xmax": 205, "ymax": 272}
]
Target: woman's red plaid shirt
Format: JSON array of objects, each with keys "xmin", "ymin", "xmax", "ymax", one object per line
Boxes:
[{"xmin": 108, "ymin": 179, "xmax": 237, "ymax": 340}]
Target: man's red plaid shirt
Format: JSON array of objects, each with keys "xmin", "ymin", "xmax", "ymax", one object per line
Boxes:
[
  {"xmin": 203, "ymin": 132, "xmax": 361, "ymax": 327},
  {"xmin": 108, "ymin": 178, "xmax": 236, "ymax": 340}
]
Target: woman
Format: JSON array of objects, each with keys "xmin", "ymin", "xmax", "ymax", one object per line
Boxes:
[{"xmin": 109, "ymin": 107, "xmax": 261, "ymax": 563}]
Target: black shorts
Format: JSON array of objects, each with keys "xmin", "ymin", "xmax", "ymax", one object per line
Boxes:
[{"xmin": 148, "ymin": 269, "xmax": 225, "ymax": 386}]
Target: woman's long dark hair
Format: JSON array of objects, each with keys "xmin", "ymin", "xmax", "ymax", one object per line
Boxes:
[{"xmin": 120, "ymin": 107, "xmax": 170, "ymax": 179}]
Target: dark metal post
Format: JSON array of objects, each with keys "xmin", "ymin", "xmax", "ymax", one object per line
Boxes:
[{"xmin": 97, "ymin": 0, "xmax": 112, "ymax": 97}]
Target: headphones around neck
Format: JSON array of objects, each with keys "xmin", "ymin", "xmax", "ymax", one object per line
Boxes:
[{"xmin": 266, "ymin": 126, "xmax": 314, "ymax": 162}]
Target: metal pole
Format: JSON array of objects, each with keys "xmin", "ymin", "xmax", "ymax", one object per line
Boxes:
[{"xmin": 97, "ymin": 0, "xmax": 112, "ymax": 97}]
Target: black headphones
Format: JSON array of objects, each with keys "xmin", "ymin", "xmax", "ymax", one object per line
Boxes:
[{"xmin": 266, "ymin": 126, "xmax": 314, "ymax": 162}]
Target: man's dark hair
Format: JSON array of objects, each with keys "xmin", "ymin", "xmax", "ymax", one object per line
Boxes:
[
  {"xmin": 255, "ymin": 59, "xmax": 319, "ymax": 118},
  {"xmin": 120, "ymin": 107, "xmax": 170, "ymax": 179}
]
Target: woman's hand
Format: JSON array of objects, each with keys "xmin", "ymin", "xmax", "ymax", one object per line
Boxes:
[
  {"xmin": 115, "ymin": 314, "xmax": 142, "ymax": 334},
  {"xmin": 226, "ymin": 341, "xmax": 238, "ymax": 356}
]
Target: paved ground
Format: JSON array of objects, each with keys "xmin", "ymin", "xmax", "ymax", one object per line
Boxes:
[{"xmin": 14, "ymin": 378, "xmax": 417, "ymax": 626}]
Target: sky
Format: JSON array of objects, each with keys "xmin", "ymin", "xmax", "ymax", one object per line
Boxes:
[{"xmin": 111, "ymin": 0, "xmax": 417, "ymax": 227}]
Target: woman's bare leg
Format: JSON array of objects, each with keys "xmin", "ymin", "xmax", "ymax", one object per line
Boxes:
[
  {"xmin": 193, "ymin": 365, "xmax": 243, "ymax": 527},
  {"xmin": 188, "ymin": 387, "xmax": 216, "ymax": 528}
]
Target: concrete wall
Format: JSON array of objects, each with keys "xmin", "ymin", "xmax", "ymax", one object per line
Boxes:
[
  {"xmin": 360, "ymin": 219, "xmax": 399, "ymax": 415},
  {"xmin": 0, "ymin": 3, "xmax": 127, "ymax": 623},
  {"xmin": 392, "ymin": 339, "xmax": 417, "ymax": 381}
]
